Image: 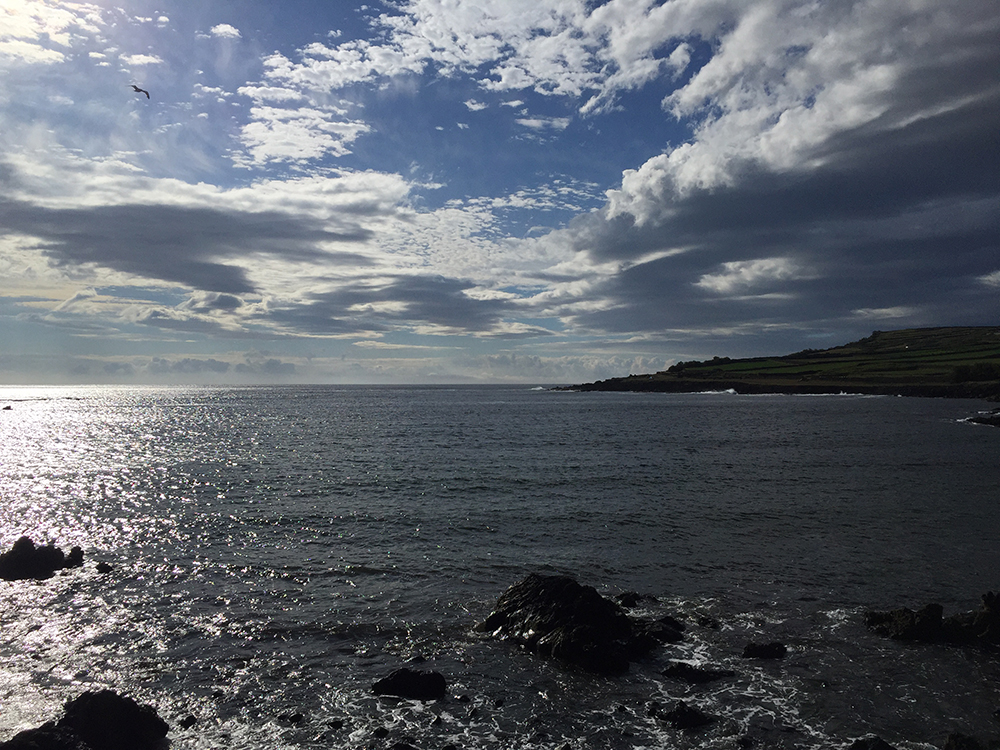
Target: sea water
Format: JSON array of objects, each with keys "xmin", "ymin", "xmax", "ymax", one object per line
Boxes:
[{"xmin": 0, "ymin": 385, "xmax": 997, "ymax": 749}]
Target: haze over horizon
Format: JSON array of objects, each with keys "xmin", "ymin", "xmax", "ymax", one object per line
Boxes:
[{"xmin": 1, "ymin": 0, "xmax": 997, "ymax": 385}]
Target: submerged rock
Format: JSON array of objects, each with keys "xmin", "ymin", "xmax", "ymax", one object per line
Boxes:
[
  {"xmin": 477, "ymin": 573, "xmax": 660, "ymax": 674},
  {"xmin": 616, "ymin": 591, "xmax": 659, "ymax": 608},
  {"xmin": 0, "ymin": 689, "xmax": 168, "ymax": 750},
  {"xmin": 652, "ymin": 700, "xmax": 714, "ymax": 731},
  {"xmin": 0, "ymin": 537, "xmax": 84, "ymax": 581},
  {"xmin": 741, "ymin": 641, "xmax": 787, "ymax": 659},
  {"xmin": 849, "ymin": 736, "xmax": 898, "ymax": 750},
  {"xmin": 661, "ymin": 660, "xmax": 736, "ymax": 684},
  {"xmin": 864, "ymin": 592, "xmax": 1000, "ymax": 648},
  {"xmin": 372, "ymin": 668, "xmax": 447, "ymax": 701},
  {"xmin": 943, "ymin": 733, "xmax": 985, "ymax": 750}
]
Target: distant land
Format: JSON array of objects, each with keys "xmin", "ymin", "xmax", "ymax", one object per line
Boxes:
[{"xmin": 559, "ymin": 327, "xmax": 1000, "ymax": 402}]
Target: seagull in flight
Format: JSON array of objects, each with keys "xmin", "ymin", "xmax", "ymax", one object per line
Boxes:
[{"xmin": 131, "ymin": 84, "xmax": 150, "ymax": 99}]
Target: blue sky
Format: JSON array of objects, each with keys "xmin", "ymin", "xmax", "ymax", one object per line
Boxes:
[{"xmin": 1, "ymin": 0, "xmax": 997, "ymax": 384}]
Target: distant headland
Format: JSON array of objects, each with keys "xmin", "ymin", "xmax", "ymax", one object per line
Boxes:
[{"xmin": 558, "ymin": 326, "xmax": 1000, "ymax": 401}]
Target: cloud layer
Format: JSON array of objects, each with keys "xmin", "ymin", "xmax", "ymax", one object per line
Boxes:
[{"xmin": 0, "ymin": 0, "xmax": 997, "ymax": 383}]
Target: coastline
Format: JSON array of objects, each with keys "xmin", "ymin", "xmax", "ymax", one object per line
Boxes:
[
  {"xmin": 555, "ymin": 326, "xmax": 1000, "ymax": 402},
  {"xmin": 554, "ymin": 377, "xmax": 1000, "ymax": 400}
]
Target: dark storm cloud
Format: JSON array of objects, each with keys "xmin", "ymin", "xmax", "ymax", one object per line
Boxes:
[
  {"xmin": 561, "ymin": 88, "xmax": 1000, "ymax": 340},
  {"xmin": 0, "ymin": 199, "xmax": 373, "ymax": 294}
]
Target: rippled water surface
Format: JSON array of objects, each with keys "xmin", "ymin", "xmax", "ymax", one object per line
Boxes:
[{"xmin": 0, "ymin": 385, "xmax": 997, "ymax": 748}]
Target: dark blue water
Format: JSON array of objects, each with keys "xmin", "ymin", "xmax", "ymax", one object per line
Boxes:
[{"xmin": 0, "ymin": 386, "xmax": 997, "ymax": 748}]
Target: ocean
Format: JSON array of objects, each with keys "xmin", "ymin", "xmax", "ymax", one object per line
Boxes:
[{"xmin": 0, "ymin": 385, "xmax": 997, "ymax": 749}]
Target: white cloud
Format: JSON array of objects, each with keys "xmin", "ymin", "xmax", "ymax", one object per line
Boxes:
[
  {"xmin": 852, "ymin": 306, "xmax": 920, "ymax": 320},
  {"xmin": 605, "ymin": 0, "xmax": 999, "ymax": 224},
  {"xmin": 241, "ymin": 0, "xmax": 710, "ymax": 108},
  {"xmin": 696, "ymin": 258, "xmax": 803, "ymax": 295},
  {"xmin": 237, "ymin": 106, "xmax": 370, "ymax": 164},
  {"xmin": 464, "ymin": 99, "xmax": 487, "ymax": 111},
  {"xmin": 210, "ymin": 24, "xmax": 242, "ymax": 40},
  {"xmin": 978, "ymin": 270, "xmax": 1000, "ymax": 287},
  {"xmin": 122, "ymin": 53, "xmax": 163, "ymax": 66},
  {"xmin": 0, "ymin": 39, "xmax": 65, "ymax": 64},
  {"xmin": 515, "ymin": 116, "xmax": 570, "ymax": 130}
]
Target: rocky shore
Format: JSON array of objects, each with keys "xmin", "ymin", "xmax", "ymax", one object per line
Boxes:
[
  {"xmin": 557, "ymin": 377, "xmax": 1000, "ymax": 400},
  {"xmin": 556, "ymin": 327, "xmax": 1000, "ymax": 400},
  {"xmin": 2, "ymin": 568, "xmax": 996, "ymax": 749}
]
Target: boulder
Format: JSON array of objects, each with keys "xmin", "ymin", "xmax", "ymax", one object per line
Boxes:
[
  {"xmin": 864, "ymin": 603, "xmax": 943, "ymax": 642},
  {"xmin": 0, "ymin": 537, "xmax": 85, "ymax": 581},
  {"xmin": 372, "ymin": 668, "xmax": 447, "ymax": 701},
  {"xmin": 477, "ymin": 573, "xmax": 659, "ymax": 674},
  {"xmin": 741, "ymin": 642, "xmax": 787, "ymax": 659},
  {"xmin": 0, "ymin": 690, "xmax": 168, "ymax": 750},
  {"xmin": 633, "ymin": 617, "xmax": 684, "ymax": 646},
  {"xmin": 59, "ymin": 690, "xmax": 168, "ymax": 750},
  {"xmin": 864, "ymin": 593, "xmax": 1000, "ymax": 648}
]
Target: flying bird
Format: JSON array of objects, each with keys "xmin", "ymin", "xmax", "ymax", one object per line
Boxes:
[{"xmin": 131, "ymin": 84, "xmax": 150, "ymax": 99}]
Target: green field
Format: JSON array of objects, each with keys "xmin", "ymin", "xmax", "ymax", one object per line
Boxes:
[{"xmin": 566, "ymin": 327, "xmax": 1000, "ymax": 399}]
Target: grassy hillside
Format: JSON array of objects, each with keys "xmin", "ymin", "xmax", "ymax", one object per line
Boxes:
[{"xmin": 565, "ymin": 327, "xmax": 1000, "ymax": 399}]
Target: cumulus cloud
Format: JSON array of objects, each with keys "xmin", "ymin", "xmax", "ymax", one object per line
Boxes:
[
  {"xmin": 238, "ymin": 105, "xmax": 370, "ymax": 163},
  {"xmin": 121, "ymin": 53, "xmax": 163, "ymax": 66},
  {"xmin": 210, "ymin": 24, "xmax": 242, "ymax": 39}
]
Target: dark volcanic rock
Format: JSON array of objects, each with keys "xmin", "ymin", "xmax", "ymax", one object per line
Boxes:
[
  {"xmin": 662, "ymin": 660, "xmax": 736, "ymax": 684},
  {"xmin": 943, "ymin": 733, "xmax": 985, "ymax": 750},
  {"xmin": 616, "ymin": 591, "xmax": 658, "ymax": 608},
  {"xmin": 849, "ymin": 736, "xmax": 898, "ymax": 750},
  {"xmin": 655, "ymin": 700, "xmax": 714, "ymax": 730},
  {"xmin": 372, "ymin": 668, "xmax": 447, "ymax": 700},
  {"xmin": 1, "ymin": 722, "xmax": 84, "ymax": 750},
  {"xmin": 741, "ymin": 641, "xmax": 787, "ymax": 659},
  {"xmin": 1, "ymin": 690, "xmax": 168, "ymax": 750},
  {"xmin": 60, "ymin": 690, "xmax": 169, "ymax": 750},
  {"xmin": 865, "ymin": 592, "xmax": 1000, "ymax": 647},
  {"xmin": 633, "ymin": 616, "xmax": 684, "ymax": 646},
  {"xmin": 478, "ymin": 573, "xmax": 658, "ymax": 674},
  {"xmin": 0, "ymin": 537, "xmax": 84, "ymax": 581},
  {"xmin": 864, "ymin": 603, "xmax": 944, "ymax": 641}
]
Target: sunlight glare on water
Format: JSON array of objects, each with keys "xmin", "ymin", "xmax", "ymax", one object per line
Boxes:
[{"xmin": 0, "ymin": 386, "xmax": 998, "ymax": 748}]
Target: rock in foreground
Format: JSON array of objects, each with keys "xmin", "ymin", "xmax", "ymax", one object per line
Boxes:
[
  {"xmin": 651, "ymin": 700, "xmax": 715, "ymax": 730},
  {"xmin": 477, "ymin": 573, "xmax": 659, "ymax": 674},
  {"xmin": 0, "ymin": 537, "xmax": 84, "ymax": 581},
  {"xmin": 372, "ymin": 669, "xmax": 447, "ymax": 701},
  {"xmin": 1, "ymin": 689, "xmax": 169, "ymax": 750},
  {"xmin": 864, "ymin": 592, "xmax": 1000, "ymax": 648}
]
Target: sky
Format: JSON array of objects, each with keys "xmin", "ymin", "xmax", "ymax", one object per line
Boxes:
[{"xmin": 0, "ymin": 0, "xmax": 997, "ymax": 385}]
